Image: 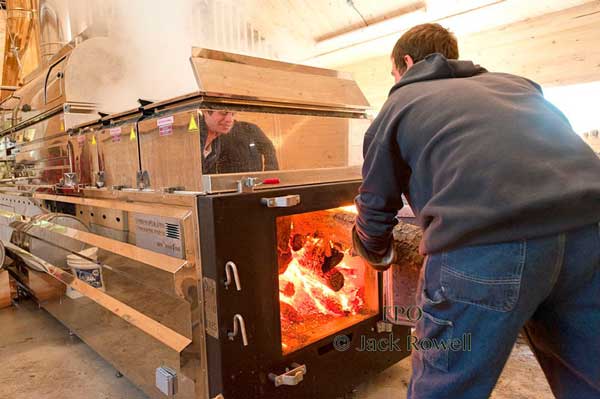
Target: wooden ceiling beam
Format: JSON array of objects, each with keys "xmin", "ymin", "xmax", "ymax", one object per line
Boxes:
[
  {"xmin": 1, "ymin": 0, "xmax": 39, "ymax": 99},
  {"xmin": 336, "ymin": 1, "xmax": 600, "ymax": 110}
]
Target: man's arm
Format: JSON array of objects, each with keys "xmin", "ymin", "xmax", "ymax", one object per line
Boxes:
[
  {"xmin": 261, "ymin": 138, "xmax": 279, "ymax": 171},
  {"xmin": 355, "ymin": 121, "xmax": 410, "ymax": 257}
]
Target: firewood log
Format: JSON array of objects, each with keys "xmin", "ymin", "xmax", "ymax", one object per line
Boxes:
[
  {"xmin": 276, "ymin": 209, "xmax": 424, "ymax": 296},
  {"xmin": 276, "ymin": 216, "xmax": 293, "ymax": 274},
  {"xmin": 392, "ymin": 222, "xmax": 424, "ymax": 268},
  {"xmin": 389, "ymin": 221, "xmax": 424, "ymax": 310}
]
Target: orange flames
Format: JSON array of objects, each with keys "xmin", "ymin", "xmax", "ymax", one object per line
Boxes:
[
  {"xmin": 277, "ymin": 206, "xmax": 376, "ymax": 355},
  {"xmin": 279, "ymin": 237, "xmax": 364, "ymax": 327},
  {"xmin": 279, "ymin": 248, "xmax": 363, "ymax": 319}
]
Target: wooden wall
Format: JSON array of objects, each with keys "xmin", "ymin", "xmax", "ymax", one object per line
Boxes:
[
  {"xmin": 1, "ymin": 0, "xmax": 40, "ymax": 99},
  {"xmin": 338, "ymin": 2, "xmax": 600, "ymax": 111},
  {"xmin": 0, "ymin": 270, "xmax": 13, "ymax": 309},
  {"xmin": 0, "ymin": 10, "xmax": 5, "ymax": 84}
]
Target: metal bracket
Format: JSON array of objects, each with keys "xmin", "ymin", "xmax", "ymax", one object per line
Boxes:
[
  {"xmin": 155, "ymin": 366, "xmax": 178, "ymax": 396},
  {"xmin": 111, "ymin": 184, "xmax": 131, "ymax": 191},
  {"xmin": 237, "ymin": 176, "xmax": 281, "ymax": 193},
  {"xmin": 224, "ymin": 261, "xmax": 241, "ymax": 291},
  {"xmin": 376, "ymin": 320, "xmax": 393, "ymax": 333},
  {"xmin": 163, "ymin": 186, "xmax": 185, "ymax": 194},
  {"xmin": 227, "ymin": 314, "xmax": 248, "ymax": 347},
  {"xmin": 62, "ymin": 172, "xmax": 78, "ymax": 187},
  {"xmin": 95, "ymin": 171, "xmax": 105, "ymax": 188},
  {"xmin": 54, "ymin": 172, "xmax": 84, "ymax": 193},
  {"xmin": 237, "ymin": 176, "xmax": 261, "ymax": 193},
  {"xmin": 261, "ymin": 194, "xmax": 301, "ymax": 208},
  {"xmin": 136, "ymin": 170, "xmax": 150, "ymax": 190},
  {"xmin": 268, "ymin": 363, "xmax": 307, "ymax": 387}
]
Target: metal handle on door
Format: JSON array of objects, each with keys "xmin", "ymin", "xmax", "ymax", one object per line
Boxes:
[
  {"xmin": 224, "ymin": 261, "xmax": 241, "ymax": 291},
  {"xmin": 228, "ymin": 314, "xmax": 248, "ymax": 347}
]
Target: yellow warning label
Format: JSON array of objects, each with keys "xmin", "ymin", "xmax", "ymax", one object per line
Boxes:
[
  {"xmin": 91, "ymin": 135, "xmax": 97, "ymax": 145},
  {"xmin": 130, "ymin": 126, "xmax": 136, "ymax": 141},
  {"xmin": 188, "ymin": 114, "xmax": 199, "ymax": 131},
  {"xmin": 60, "ymin": 121, "xmax": 65, "ymax": 132}
]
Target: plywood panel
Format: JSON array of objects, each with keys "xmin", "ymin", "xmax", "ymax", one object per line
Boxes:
[
  {"xmin": 1, "ymin": 1, "xmax": 41, "ymax": 99},
  {"xmin": 192, "ymin": 57, "xmax": 369, "ymax": 108},
  {"xmin": 0, "ymin": 270, "xmax": 12, "ymax": 309},
  {"xmin": 138, "ymin": 111, "xmax": 203, "ymax": 191},
  {"xmin": 461, "ymin": 4, "xmax": 600, "ymax": 87},
  {"xmin": 97, "ymin": 123, "xmax": 140, "ymax": 189}
]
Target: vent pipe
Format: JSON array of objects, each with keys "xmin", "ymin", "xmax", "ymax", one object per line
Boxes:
[{"xmin": 38, "ymin": 0, "xmax": 72, "ymax": 63}]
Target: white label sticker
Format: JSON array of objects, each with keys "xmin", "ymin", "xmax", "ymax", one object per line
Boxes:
[
  {"xmin": 110, "ymin": 127, "xmax": 122, "ymax": 143},
  {"xmin": 157, "ymin": 116, "xmax": 174, "ymax": 127}
]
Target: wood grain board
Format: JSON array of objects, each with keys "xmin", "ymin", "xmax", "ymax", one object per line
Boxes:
[
  {"xmin": 191, "ymin": 57, "xmax": 369, "ymax": 108},
  {"xmin": 337, "ymin": 2, "xmax": 600, "ymax": 110},
  {"xmin": 0, "ymin": 270, "xmax": 11, "ymax": 309}
]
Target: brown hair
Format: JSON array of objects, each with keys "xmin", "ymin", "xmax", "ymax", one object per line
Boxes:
[{"xmin": 391, "ymin": 23, "xmax": 459, "ymax": 73}]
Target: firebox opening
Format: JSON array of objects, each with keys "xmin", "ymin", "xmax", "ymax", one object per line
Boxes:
[{"xmin": 277, "ymin": 206, "xmax": 378, "ymax": 355}]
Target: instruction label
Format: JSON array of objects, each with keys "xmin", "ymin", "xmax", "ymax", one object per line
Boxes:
[{"xmin": 109, "ymin": 127, "xmax": 122, "ymax": 143}]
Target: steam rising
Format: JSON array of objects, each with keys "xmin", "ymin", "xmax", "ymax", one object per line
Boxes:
[{"xmin": 57, "ymin": 0, "xmax": 280, "ymax": 112}]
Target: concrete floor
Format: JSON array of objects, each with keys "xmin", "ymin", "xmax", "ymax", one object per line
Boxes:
[{"xmin": 0, "ymin": 300, "xmax": 555, "ymax": 399}]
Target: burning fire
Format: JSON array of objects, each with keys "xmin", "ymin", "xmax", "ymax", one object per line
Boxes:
[
  {"xmin": 335, "ymin": 205, "xmax": 358, "ymax": 214},
  {"xmin": 277, "ymin": 208, "xmax": 376, "ymax": 354},
  {"xmin": 279, "ymin": 236, "xmax": 364, "ymax": 325}
]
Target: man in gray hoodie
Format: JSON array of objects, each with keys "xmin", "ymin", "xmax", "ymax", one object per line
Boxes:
[{"xmin": 353, "ymin": 23, "xmax": 600, "ymax": 398}]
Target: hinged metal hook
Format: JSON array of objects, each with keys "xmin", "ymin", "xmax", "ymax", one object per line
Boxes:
[
  {"xmin": 224, "ymin": 261, "xmax": 241, "ymax": 291},
  {"xmin": 228, "ymin": 314, "xmax": 248, "ymax": 347}
]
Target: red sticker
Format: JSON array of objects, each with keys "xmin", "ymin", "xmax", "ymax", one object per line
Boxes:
[
  {"xmin": 159, "ymin": 124, "xmax": 173, "ymax": 137},
  {"xmin": 110, "ymin": 127, "xmax": 122, "ymax": 143}
]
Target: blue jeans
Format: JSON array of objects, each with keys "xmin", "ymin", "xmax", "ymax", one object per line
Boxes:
[{"xmin": 408, "ymin": 223, "xmax": 600, "ymax": 399}]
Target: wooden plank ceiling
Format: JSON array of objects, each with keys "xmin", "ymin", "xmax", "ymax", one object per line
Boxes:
[
  {"xmin": 241, "ymin": 0, "xmax": 594, "ymax": 65},
  {"xmin": 333, "ymin": 1, "xmax": 600, "ymax": 110}
]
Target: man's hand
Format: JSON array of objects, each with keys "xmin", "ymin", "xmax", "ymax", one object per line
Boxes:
[{"xmin": 352, "ymin": 225, "xmax": 397, "ymax": 271}]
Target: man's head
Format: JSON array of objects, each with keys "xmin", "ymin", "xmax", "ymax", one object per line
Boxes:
[
  {"xmin": 391, "ymin": 23, "xmax": 459, "ymax": 83},
  {"xmin": 203, "ymin": 110, "xmax": 236, "ymax": 135}
]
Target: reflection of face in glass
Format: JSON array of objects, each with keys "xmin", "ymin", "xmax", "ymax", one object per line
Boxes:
[{"xmin": 204, "ymin": 111, "xmax": 236, "ymax": 136}]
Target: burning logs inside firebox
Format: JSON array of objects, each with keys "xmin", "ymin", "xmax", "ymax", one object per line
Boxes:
[
  {"xmin": 277, "ymin": 211, "xmax": 356, "ymax": 292},
  {"xmin": 275, "ymin": 206, "xmax": 429, "ymax": 354},
  {"xmin": 276, "ymin": 210, "xmax": 424, "ymax": 292},
  {"xmin": 291, "ymin": 233, "xmax": 346, "ymax": 291}
]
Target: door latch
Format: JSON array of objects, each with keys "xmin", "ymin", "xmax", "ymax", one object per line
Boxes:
[
  {"xmin": 268, "ymin": 363, "xmax": 307, "ymax": 387},
  {"xmin": 261, "ymin": 194, "xmax": 301, "ymax": 208}
]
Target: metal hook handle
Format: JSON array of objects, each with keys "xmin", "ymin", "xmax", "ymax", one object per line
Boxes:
[
  {"xmin": 228, "ymin": 314, "xmax": 248, "ymax": 347},
  {"xmin": 224, "ymin": 261, "xmax": 241, "ymax": 291}
]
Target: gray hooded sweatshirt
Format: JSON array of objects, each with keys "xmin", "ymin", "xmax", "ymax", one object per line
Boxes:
[{"xmin": 355, "ymin": 53, "xmax": 600, "ymax": 255}]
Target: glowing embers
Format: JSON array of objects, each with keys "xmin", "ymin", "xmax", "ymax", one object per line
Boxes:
[{"xmin": 277, "ymin": 208, "xmax": 378, "ymax": 355}]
